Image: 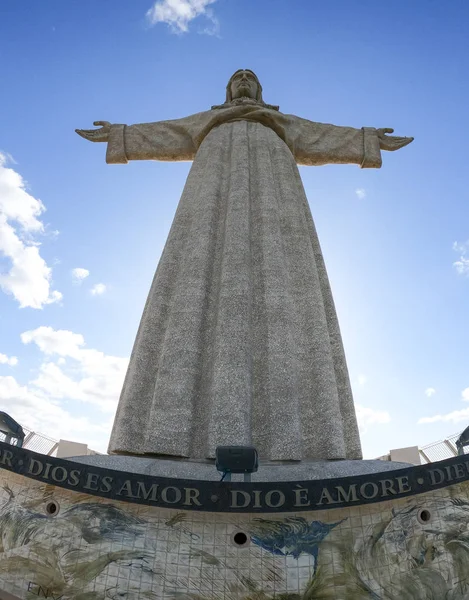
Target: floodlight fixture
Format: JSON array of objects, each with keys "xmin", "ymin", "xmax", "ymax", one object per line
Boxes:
[
  {"xmin": 0, "ymin": 411, "xmax": 25, "ymax": 447},
  {"xmin": 216, "ymin": 445, "xmax": 258, "ymax": 481},
  {"xmin": 456, "ymin": 425, "xmax": 469, "ymax": 456}
]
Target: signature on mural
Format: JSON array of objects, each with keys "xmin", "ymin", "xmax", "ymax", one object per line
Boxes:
[{"xmin": 27, "ymin": 582, "xmax": 64, "ymax": 600}]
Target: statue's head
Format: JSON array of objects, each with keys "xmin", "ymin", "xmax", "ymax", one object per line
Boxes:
[
  {"xmin": 227, "ymin": 69, "xmax": 263, "ymax": 102},
  {"xmin": 212, "ymin": 70, "xmax": 279, "ymax": 111}
]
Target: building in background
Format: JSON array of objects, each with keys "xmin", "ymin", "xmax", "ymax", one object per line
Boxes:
[
  {"xmin": 0, "ymin": 426, "xmax": 100, "ymax": 458},
  {"xmin": 377, "ymin": 430, "xmax": 467, "ymax": 465}
]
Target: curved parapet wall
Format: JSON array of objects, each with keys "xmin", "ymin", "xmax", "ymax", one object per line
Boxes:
[
  {"xmin": 1, "ymin": 441, "xmax": 469, "ymax": 599},
  {"xmin": 0, "ymin": 442, "xmax": 465, "ymax": 512}
]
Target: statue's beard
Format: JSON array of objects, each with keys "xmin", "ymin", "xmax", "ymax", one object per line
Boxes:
[
  {"xmin": 233, "ymin": 85, "xmax": 254, "ymax": 99},
  {"xmin": 227, "ymin": 97, "xmax": 259, "ymax": 105}
]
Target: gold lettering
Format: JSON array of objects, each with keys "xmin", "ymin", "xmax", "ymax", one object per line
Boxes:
[
  {"xmin": 294, "ymin": 487, "xmax": 311, "ymax": 507},
  {"xmin": 183, "ymin": 487, "xmax": 202, "ymax": 506},
  {"xmin": 396, "ymin": 476, "xmax": 411, "ymax": 493},
  {"xmin": 28, "ymin": 458, "xmax": 44, "ymax": 476},
  {"xmin": 0, "ymin": 449, "xmax": 13, "ymax": 467},
  {"xmin": 84, "ymin": 473, "xmax": 100, "ymax": 491},
  {"xmin": 265, "ymin": 490, "xmax": 285, "ymax": 508},
  {"xmin": 359, "ymin": 482, "xmax": 379, "ymax": 499},
  {"xmin": 336, "ymin": 484, "xmax": 358, "ymax": 503},
  {"xmin": 430, "ymin": 468, "xmax": 445, "ymax": 485},
  {"xmin": 117, "ymin": 480, "xmax": 136, "ymax": 497},
  {"xmin": 230, "ymin": 490, "xmax": 250, "ymax": 508},
  {"xmin": 100, "ymin": 476, "xmax": 113, "ymax": 493},
  {"xmin": 452, "ymin": 463, "xmax": 466, "ymax": 479},
  {"xmin": 161, "ymin": 486, "xmax": 182, "ymax": 504},
  {"xmin": 43, "ymin": 462, "xmax": 52, "ymax": 480},
  {"xmin": 379, "ymin": 479, "xmax": 397, "ymax": 497},
  {"xmin": 317, "ymin": 487, "xmax": 338, "ymax": 505},
  {"xmin": 252, "ymin": 490, "xmax": 262, "ymax": 508},
  {"xmin": 136, "ymin": 482, "xmax": 159, "ymax": 501},
  {"xmin": 51, "ymin": 466, "xmax": 68, "ymax": 483},
  {"xmin": 68, "ymin": 469, "xmax": 80, "ymax": 486}
]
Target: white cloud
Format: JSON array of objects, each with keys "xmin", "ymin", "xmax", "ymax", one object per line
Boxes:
[
  {"xmin": 0, "ymin": 353, "xmax": 18, "ymax": 366},
  {"xmin": 90, "ymin": 283, "xmax": 107, "ymax": 296},
  {"xmin": 419, "ymin": 388, "xmax": 469, "ymax": 424},
  {"xmin": 355, "ymin": 404, "xmax": 391, "ymax": 433},
  {"xmin": 0, "ymin": 375, "xmax": 111, "ymax": 452},
  {"xmin": 357, "ymin": 374, "xmax": 368, "ymax": 386},
  {"xmin": 454, "ymin": 257, "xmax": 469, "ymax": 275},
  {"xmin": 146, "ymin": 0, "xmax": 219, "ymax": 34},
  {"xmin": 418, "ymin": 408, "xmax": 469, "ymax": 425},
  {"xmin": 355, "ymin": 188, "xmax": 366, "ymax": 199},
  {"xmin": 71, "ymin": 267, "xmax": 90, "ymax": 283},
  {"xmin": 0, "ymin": 152, "xmax": 61, "ymax": 308},
  {"xmin": 21, "ymin": 326, "xmax": 85, "ymax": 357},
  {"xmin": 453, "ymin": 240, "xmax": 469, "ymax": 275},
  {"xmin": 1, "ymin": 325, "xmax": 129, "ymax": 451},
  {"xmin": 453, "ymin": 241, "xmax": 469, "ymax": 253},
  {"xmin": 21, "ymin": 326, "xmax": 128, "ymax": 414},
  {"xmin": 425, "ymin": 387, "xmax": 436, "ymax": 397}
]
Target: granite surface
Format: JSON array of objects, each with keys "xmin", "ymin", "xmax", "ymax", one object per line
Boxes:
[
  {"xmin": 76, "ymin": 70, "xmax": 413, "ymax": 463},
  {"xmin": 68, "ymin": 455, "xmax": 411, "ymax": 482}
]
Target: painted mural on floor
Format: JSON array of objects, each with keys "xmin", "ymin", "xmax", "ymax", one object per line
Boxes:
[{"xmin": 2, "ymin": 470, "xmax": 469, "ymax": 600}]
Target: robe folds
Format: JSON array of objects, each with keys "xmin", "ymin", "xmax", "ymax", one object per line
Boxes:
[{"xmin": 107, "ymin": 104, "xmax": 383, "ymax": 461}]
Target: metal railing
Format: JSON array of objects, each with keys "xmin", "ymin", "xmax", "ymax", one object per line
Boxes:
[
  {"xmin": 0, "ymin": 427, "xmax": 58, "ymax": 456},
  {"xmin": 1, "ymin": 426, "xmax": 467, "ymax": 464},
  {"xmin": 418, "ymin": 431, "xmax": 466, "ymax": 464}
]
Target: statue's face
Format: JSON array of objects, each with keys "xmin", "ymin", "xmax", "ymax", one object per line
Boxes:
[{"xmin": 230, "ymin": 70, "xmax": 259, "ymax": 100}]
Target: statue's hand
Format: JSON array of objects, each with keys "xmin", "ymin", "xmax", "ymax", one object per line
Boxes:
[
  {"xmin": 377, "ymin": 128, "xmax": 414, "ymax": 151},
  {"xmin": 75, "ymin": 121, "xmax": 111, "ymax": 142}
]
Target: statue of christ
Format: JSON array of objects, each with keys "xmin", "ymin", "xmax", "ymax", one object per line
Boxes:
[{"xmin": 77, "ymin": 69, "xmax": 412, "ymax": 462}]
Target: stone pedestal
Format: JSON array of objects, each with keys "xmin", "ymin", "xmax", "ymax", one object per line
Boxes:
[{"xmin": 1, "ymin": 441, "xmax": 468, "ymax": 599}]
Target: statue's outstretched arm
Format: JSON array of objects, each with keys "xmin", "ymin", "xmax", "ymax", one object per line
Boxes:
[
  {"xmin": 288, "ymin": 114, "xmax": 413, "ymax": 168},
  {"xmin": 75, "ymin": 116, "xmax": 203, "ymax": 164}
]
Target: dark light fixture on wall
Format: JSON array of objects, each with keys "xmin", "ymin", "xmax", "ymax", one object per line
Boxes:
[
  {"xmin": 216, "ymin": 445, "xmax": 258, "ymax": 482},
  {"xmin": 456, "ymin": 426, "xmax": 469, "ymax": 456},
  {"xmin": 0, "ymin": 411, "xmax": 25, "ymax": 447}
]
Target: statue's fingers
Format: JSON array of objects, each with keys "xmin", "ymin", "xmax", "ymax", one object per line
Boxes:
[
  {"xmin": 400, "ymin": 136, "xmax": 414, "ymax": 146},
  {"xmin": 93, "ymin": 121, "xmax": 109, "ymax": 127},
  {"xmin": 76, "ymin": 129, "xmax": 100, "ymax": 140},
  {"xmin": 387, "ymin": 137, "xmax": 413, "ymax": 150},
  {"xmin": 382, "ymin": 128, "xmax": 394, "ymax": 134}
]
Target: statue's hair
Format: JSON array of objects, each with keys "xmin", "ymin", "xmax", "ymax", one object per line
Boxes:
[{"xmin": 212, "ymin": 69, "xmax": 279, "ymax": 111}]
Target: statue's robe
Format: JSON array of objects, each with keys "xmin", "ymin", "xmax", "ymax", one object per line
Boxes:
[{"xmin": 106, "ymin": 104, "xmax": 383, "ymax": 461}]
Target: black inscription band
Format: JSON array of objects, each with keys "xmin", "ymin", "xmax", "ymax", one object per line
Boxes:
[{"xmin": 0, "ymin": 441, "xmax": 466, "ymax": 513}]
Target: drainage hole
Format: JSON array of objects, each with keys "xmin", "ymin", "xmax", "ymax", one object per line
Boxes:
[
  {"xmin": 45, "ymin": 500, "xmax": 60, "ymax": 516},
  {"xmin": 418, "ymin": 508, "xmax": 431, "ymax": 524},
  {"xmin": 233, "ymin": 531, "xmax": 248, "ymax": 546}
]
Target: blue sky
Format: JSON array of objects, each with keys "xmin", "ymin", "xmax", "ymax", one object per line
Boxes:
[{"xmin": 1, "ymin": 0, "xmax": 469, "ymax": 457}]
